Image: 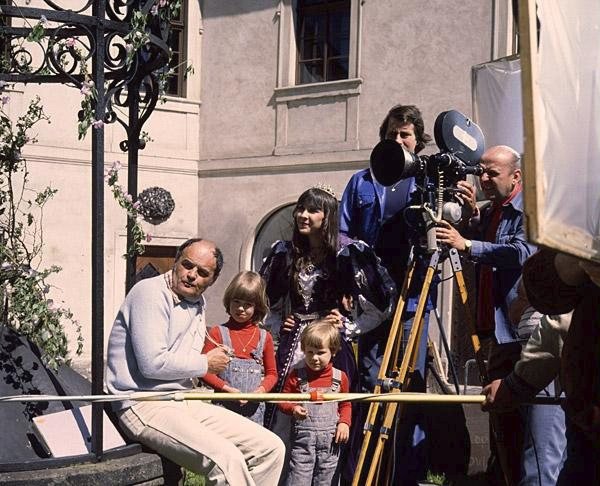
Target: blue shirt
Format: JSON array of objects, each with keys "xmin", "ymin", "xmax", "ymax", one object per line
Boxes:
[
  {"xmin": 339, "ymin": 168, "xmax": 415, "ymax": 248},
  {"xmin": 469, "ymin": 190, "xmax": 537, "ymax": 343},
  {"xmin": 339, "ymin": 168, "xmax": 431, "ymax": 312}
]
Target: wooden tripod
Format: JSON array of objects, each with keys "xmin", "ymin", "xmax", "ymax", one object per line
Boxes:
[{"xmin": 352, "ymin": 248, "xmax": 490, "ymax": 486}]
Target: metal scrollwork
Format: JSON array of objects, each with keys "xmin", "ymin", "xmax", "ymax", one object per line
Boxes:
[{"xmin": 0, "ymin": 0, "xmax": 171, "ymax": 150}]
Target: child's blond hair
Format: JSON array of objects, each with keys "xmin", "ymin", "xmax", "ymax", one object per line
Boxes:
[
  {"xmin": 300, "ymin": 319, "xmax": 341, "ymax": 355},
  {"xmin": 222, "ymin": 271, "xmax": 269, "ymax": 323}
]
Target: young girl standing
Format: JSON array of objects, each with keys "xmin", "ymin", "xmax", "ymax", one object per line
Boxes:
[
  {"xmin": 202, "ymin": 271, "xmax": 277, "ymax": 425},
  {"xmin": 278, "ymin": 320, "xmax": 351, "ymax": 485}
]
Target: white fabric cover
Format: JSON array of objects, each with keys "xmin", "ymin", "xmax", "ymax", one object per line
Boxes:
[
  {"xmin": 472, "ymin": 56, "xmax": 523, "ymax": 153},
  {"xmin": 473, "ymin": 1, "xmax": 600, "ymax": 260},
  {"xmin": 535, "ymin": 0, "xmax": 600, "ymax": 258}
]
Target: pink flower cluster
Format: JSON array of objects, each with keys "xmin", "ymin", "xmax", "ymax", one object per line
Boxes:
[
  {"xmin": 80, "ymin": 79, "xmax": 94, "ymax": 96},
  {"xmin": 105, "ymin": 161, "xmax": 151, "ymax": 248}
]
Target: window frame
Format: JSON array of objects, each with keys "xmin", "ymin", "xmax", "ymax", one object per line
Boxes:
[
  {"xmin": 295, "ymin": 0, "xmax": 351, "ymax": 85},
  {"xmin": 164, "ymin": 0, "xmax": 188, "ymax": 98}
]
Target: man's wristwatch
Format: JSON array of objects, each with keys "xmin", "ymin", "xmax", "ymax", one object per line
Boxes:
[{"xmin": 463, "ymin": 239, "xmax": 472, "ymax": 254}]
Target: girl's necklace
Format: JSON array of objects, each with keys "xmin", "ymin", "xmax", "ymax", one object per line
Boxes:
[{"xmin": 235, "ymin": 325, "xmax": 258, "ymax": 353}]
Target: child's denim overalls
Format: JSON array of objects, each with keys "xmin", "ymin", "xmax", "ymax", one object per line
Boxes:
[
  {"xmin": 215, "ymin": 325, "xmax": 266, "ymax": 425},
  {"xmin": 285, "ymin": 366, "xmax": 342, "ymax": 486}
]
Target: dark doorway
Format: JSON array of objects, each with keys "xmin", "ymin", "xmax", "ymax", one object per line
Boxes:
[{"xmin": 134, "ymin": 245, "xmax": 177, "ymax": 284}]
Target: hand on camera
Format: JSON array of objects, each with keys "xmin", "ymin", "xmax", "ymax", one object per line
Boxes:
[
  {"xmin": 435, "ymin": 220, "xmax": 469, "ymax": 251},
  {"xmin": 456, "ymin": 180, "xmax": 478, "ymax": 220}
]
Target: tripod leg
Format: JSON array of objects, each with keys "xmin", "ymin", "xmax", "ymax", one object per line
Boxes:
[
  {"xmin": 382, "ymin": 252, "xmax": 418, "ymax": 380},
  {"xmin": 364, "ymin": 252, "xmax": 440, "ymax": 486},
  {"xmin": 432, "ymin": 307, "xmax": 461, "ymax": 394},
  {"xmin": 352, "ymin": 256, "xmax": 417, "ymax": 486},
  {"xmin": 449, "ymin": 248, "xmax": 514, "ymax": 486},
  {"xmin": 396, "ymin": 251, "xmax": 439, "ymax": 382},
  {"xmin": 366, "ymin": 316, "xmax": 427, "ymax": 486},
  {"xmin": 448, "ymin": 249, "xmax": 486, "ymax": 381}
]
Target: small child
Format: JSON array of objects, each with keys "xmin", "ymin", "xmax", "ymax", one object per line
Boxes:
[
  {"xmin": 202, "ymin": 271, "xmax": 277, "ymax": 425},
  {"xmin": 278, "ymin": 320, "xmax": 351, "ymax": 486}
]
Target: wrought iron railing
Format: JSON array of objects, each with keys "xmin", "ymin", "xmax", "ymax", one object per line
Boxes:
[{"xmin": 0, "ymin": 0, "xmax": 172, "ymax": 460}]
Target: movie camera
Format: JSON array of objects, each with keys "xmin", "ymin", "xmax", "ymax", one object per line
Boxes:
[{"xmin": 370, "ymin": 110, "xmax": 485, "ymax": 252}]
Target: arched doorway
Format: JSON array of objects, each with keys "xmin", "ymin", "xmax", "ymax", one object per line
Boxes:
[{"xmin": 250, "ymin": 204, "xmax": 295, "ymax": 271}]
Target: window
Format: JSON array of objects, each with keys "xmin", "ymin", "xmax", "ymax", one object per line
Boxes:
[
  {"xmin": 295, "ymin": 0, "xmax": 351, "ymax": 85},
  {"xmin": 165, "ymin": 0, "xmax": 188, "ymax": 97}
]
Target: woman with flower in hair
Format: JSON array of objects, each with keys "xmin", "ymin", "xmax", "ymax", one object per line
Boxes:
[{"xmin": 259, "ymin": 186, "xmax": 396, "ymax": 457}]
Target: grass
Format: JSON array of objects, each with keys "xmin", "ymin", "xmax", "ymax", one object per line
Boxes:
[
  {"xmin": 183, "ymin": 469, "xmax": 205, "ymax": 486},
  {"xmin": 426, "ymin": 470, "xmax": 448, "ymax": 485}
]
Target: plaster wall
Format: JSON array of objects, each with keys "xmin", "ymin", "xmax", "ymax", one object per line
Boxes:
[
  {"xmin": 199, "ymin": 1, "xmax": 279, "ymax": 158},
  {"xmin": 357, "ymin": 0, "xmax": 493, "ymax": 148}
]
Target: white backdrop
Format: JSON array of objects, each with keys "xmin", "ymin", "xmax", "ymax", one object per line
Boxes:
[
  {"xmin": 477, "ymin": 1, "xmax": 600, "ymax": 260},
  {"xmin": 533, "ymin": 0, "xmax": 600, "ymax": 260},
  {"xmin": 472, "ymin": 56, "xmax": 523, "ymax": 154}
]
